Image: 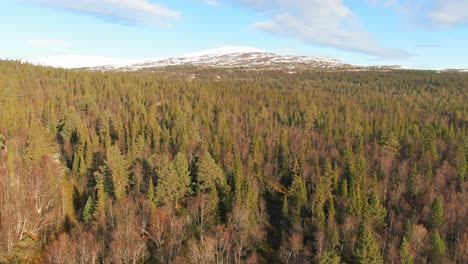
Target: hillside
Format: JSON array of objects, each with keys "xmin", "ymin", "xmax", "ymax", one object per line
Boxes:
[
  {"xmin": 0, "ymin": 61, "xmax": 467, "ymax": 263},
  {"xmin": 26, "ymin": 46, "xmax": 404, "ymax": 71}
]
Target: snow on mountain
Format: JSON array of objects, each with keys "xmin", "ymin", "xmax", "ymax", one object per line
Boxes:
[
  {"xmin": 181, "ymin": 46, "xmax": 267, "ymax": 57},
  {"xmin": 94, "ymin": 46, "xmax": 347, "ymax": 71},
  {"xmin": 22, "ymin": 46, "xmax": 407, "ymax": 71}
]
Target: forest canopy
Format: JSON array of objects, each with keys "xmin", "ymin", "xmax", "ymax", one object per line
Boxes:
[{"xmin": 0, "ymin": 60, "xmax": 466, "ymax": 263}]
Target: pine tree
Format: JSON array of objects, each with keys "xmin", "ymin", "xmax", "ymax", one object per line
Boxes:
[
  {"xmin": 340, "ymin": 178, "xmax": 349, "ymax": 197},
  {"xmin": 232, "ymin": 156, "xmax": 244, "ymax": 203},
  {"xmin": 382, "ymin": 131, "xmax": 401, "ymax": 157},
  {"xmin": 429, "ymin": 230, "xmax": 447, "ymax": 263},
  {"xmin": 399, "ymin": 236, "xmax": 413, "ymax": 264},
  {"xmin": 196, "ymin": 151, "xmax": 225, "ymax": 193},
  {"xmin": 313, "ymin": 179, "xmax": 326, "ymax": 231},
  {"xmin": 318, "ymin": 251, "xmax": 341, "ymax": 264},
  {"xmin": 281, "ymin": 195, "xmax": 289, "ymax": 231},
  {"xmin": 83, "ymin": 196, "xmax": 95, "ymax": 223},
  {"xmin": 105, "ymin": 144, "xmax": 128, "ymax": 201},
  {"xmin": 354, "ymin": 223, "xmax": 383, "ymax": 264},
  {"xmin": 423, "ymin": 126, "xmax": 439, "ymax": 161},
  {"xmin": 154, "ymin": 155, "xmax": 179, "ymax": 206},
  {"xmin": 325, "ymin": 200, "xmax": 339, "ymax": 251},
  {"xmin": 406, "ymin": 164, "xmax": 418, "ymax": 199},
  {"xmin": 173, "ymin": 152, "xmax": 192, "ymax": 201},
  {"xmin": 147, "ymin": 177, "xmax": 155, "ymax": 205},
  {"xmin": 427, "ymin": 197, "xmax": 443, "ymax": 231},
  {"xmin": 289, "ymin": 172, "xmax": 307, "ymax": 228},
  {"xmin": 368, "ymin": 192, "xmax": 386, "ymax": 228},
  {"xmin": 94, "ymin": 170, "xmax": 109, "ymax": 221}
]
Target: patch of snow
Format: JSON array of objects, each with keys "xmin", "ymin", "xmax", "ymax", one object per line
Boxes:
[{"xmin": 182, "ymin": 46, "xmax": 267, "ymax": 57}]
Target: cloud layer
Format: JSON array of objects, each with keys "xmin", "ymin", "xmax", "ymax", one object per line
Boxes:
[
  {"xmin": 428, "ymin": 0, "xmax": 468, "ymax": 26},
  {"xmin": 230, "ymin": 0, "xmax": 409, "ymax": 58},
  {"xmin": 34, "ymin": 0, "xmax": 181, "ymax": 25},
  {"xmin": 370, "ymin": 0, "xmax": 468, "ymax": 26}
]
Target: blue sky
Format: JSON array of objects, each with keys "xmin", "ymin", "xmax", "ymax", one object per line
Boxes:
[{"xmin": 1, "ymin": 0, "xmax": 468, "ymax": 69}]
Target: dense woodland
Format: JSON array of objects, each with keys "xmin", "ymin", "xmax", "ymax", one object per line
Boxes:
[{"xmin": 0, "ymin": 60, "xmax": 467, "ymax": 263}]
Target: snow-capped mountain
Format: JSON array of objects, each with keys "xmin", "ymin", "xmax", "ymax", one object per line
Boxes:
[
  {"xmin": 91, "ymin": 46, "xmax": 350, "ymax": 71},
  {"xmin": 23, "ymin": 46, "xmax": 407, "ymax": 71}
]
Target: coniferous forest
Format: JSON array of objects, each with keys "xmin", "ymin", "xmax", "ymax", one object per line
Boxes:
[{"xmin": 0, "ymin": 60, "xmax": 467, "ymax": 263}]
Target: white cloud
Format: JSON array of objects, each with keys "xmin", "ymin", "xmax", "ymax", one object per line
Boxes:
[
  {"xmin": 233, "ymin": 0, "xmax": 409, "ymax": 58},
  {"xmin": 198, "ymin": 0, "xmax": 220, "ymax": 6},
  {"xmin": 26, "ymin": 38, "xmax": 70, "ymax": 51},
  {"xmin": 34, "ymin": 0, "xmax": 181, "ymax": 25},
  {"xmin": 428, "ymin": 0, "xmax": 468, "ymax": 25},
  {"xmin": 367, "ymin": 0, "xmax": 468, "ymax": 27}
]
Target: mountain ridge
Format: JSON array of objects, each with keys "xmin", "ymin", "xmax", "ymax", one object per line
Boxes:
[
  {"xmin": 22, "ymin": 46, "xmax": 466, "ymax": 71},
  {"xmin": 90, "ymin": 46, "xmax": 364, "ymax": 71}
]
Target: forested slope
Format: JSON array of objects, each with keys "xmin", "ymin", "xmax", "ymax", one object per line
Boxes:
[{"xmin": 0, "ymin": 61, "xmax": 467, "ymax": 263}]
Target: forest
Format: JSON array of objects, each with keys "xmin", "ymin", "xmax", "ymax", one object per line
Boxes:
[{"xmin": 0, "ymin": 60, "xmax": 466, "ymax": 263}]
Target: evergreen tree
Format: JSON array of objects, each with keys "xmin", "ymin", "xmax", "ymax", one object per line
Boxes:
[
  {"xmin": 147, "ymin": 177, "xmax": 155, "ymax": 205},
  {"xmin": 105, "ymin": 144, "xmax": 128, "ymax": 201},
  {"xmin": 232, "ymin": 156, "xmax": 244, "ymax": 202},
  {"xmin": 382, "ymin": 131, "xmax": 401, "ymax": 157},
  {"xmin": 196, "ymin": 151, "xmax": 225, "ymax": 193},
  {"xmin": 427, "ymin": 197, "xmax": 443, "ymax": 231},
  {"xmin": 368, "ymin": 192, "xmax": 386, "ymax": 228},
  {"xmin": 354, "ymin": 223, "xmax": 383, "ymax": 264},
  {"xmin": 94, "ymin": 170, "xmax": 109, "ymax": 221},
  {"xmin": 325, "ymin": 200, "xmax": 339, "ymax": 251},
  {"xmin": 406, "ymin": 164, "xmax": 418, "ymax": 199},
  {"xmin": 399, "ymin": 236, "xmax": 413, "ymax": 264},
  {"xmin": 318, "ymin": 251, "xmax": 341, "ymax": 264},
  {"xmin": 154, "ymin": 155, "xmax": 179, "ymax": 206},
  {"xmin": 83, "ymin": 196, "xmax": 95, "ymax": 223},
  {"xmin": 429, "ymin": 230, "xmax": 447, "ymax": 263},
  {"xmin": 173, "ymin": 152, "xmax": 192, "ymax": 201}
]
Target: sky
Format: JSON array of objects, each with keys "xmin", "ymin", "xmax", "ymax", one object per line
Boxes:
[{"xmin": 1, "ymin": 0, "xmax": 468, "ymax": 69}]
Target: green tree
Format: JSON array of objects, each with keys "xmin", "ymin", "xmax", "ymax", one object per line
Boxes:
[
  {"xmin": 406, "ymin": 164, "xmax": 419, "ymax": 199},
  {"xmin": 427, "ymin": 197, "xmax": 443, "ymax": 231},
  {"xmin": 429, "ymin": 230, "xmax": 446, "ymax": 263},
  {"xmin": 325, "ymin": 200, "xmax": 339, "ymax": 251},
  {"xmin": 94, "ymin": 169, "xmax": 109, "ymax": 221},
  {"xmin": 154, "ymin": 155, "xmax": 179, "ymax": 206},
  {"xmin": 354, "ymin": 224, "xmax": 383, "ymax": 264},
  {"xmin": 381, "ymin": 131, "xmax": 401, "ymax": 157},
  {"xmin": 368, "ymin": 192, "xmax": 386, "ymax": 228},
  {"xmin": 318, "ymin": 251, "xmax": 341, "ymax": 264},
  {"xmin": 147, "ymin": 177, "xmax": 155, "ymax": 205},
  {"xmin": 196, "ymin": 152, "xmax": 225, "ymax": 193},
  {"xmin": 399, "ymin": 236, "xmax": 413, "ymax": 264},
  {"xmin": 83, "ymin": 196, "xmax": 95, "ymax": 223},
  {"xmin": 105, "ymin": 145, "xmax": 128, "ymax": 201},
  {"xmin": 289, "ymin": 168, "xmax": 307, "ymax": 228},
  {"xmin": 173, "ymin": 152, "xmax": 192, "ymax": 203}
]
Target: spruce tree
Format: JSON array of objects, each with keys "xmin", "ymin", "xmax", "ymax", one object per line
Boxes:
[
  {"xmin": 147, "ymin": 177, "xmax": 155, "ymax": 205},
  {"xmin": 427, "ymin": 197, "xmax": 443, "ymax": 231},
  {"xmin": 354, "ymin": 223, "xmax": 383, "ymax": 264},
  {"xmin": 173, "ymin": 152, "xmax": 192, "ymax": 200},
  {"xmin": 196, "ymin": 151, "xmax": 225, "ymax": 193},
  {"xmin": 105, "ymin": 144, "xmax": 128, "ymax": 201},
  {"xmin": 429, "ymin": 230, "xmax": 447, "ymax": 263},
  {"xmin": 399, "ymin": 236, "xmax": 413, "ymax": 264},
  {"xmin": 83, "ymin": 196, "xmax": 95, "ymax": 223},
  {"xmin": 318, "ymin": 251, "xmax": 341, "ymax": 264},
  {"xmin": 154, "ymin": 155, "xmax": 178, "ymax": 206}
]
